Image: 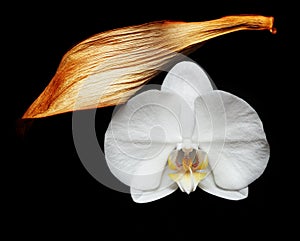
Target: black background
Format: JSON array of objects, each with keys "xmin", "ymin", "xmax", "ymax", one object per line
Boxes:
[{"xmin": 10, "ymin": 0, "xmax": 293, "ymax": 239}]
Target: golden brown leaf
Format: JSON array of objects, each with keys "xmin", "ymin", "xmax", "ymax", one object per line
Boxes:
[{"xmin": 22, "ymin": 15, "xmax": 275, "ymax": 119}]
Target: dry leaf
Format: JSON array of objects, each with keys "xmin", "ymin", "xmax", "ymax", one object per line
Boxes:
[{"xmin": 22, "ymin": 15, "xmax": 275, "ymax": 119}]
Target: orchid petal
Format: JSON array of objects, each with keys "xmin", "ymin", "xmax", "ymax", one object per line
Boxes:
[
  {"xmin": 105, "ymin": 90, "xmax": 194, "ymax": 190},
  {"xmin": 194, "ymin": 90, "xmax": 269, "ymax": 190},
  {"xmin": 161, "ymin": 61, "xmax": 213, "ymax": 111},
  {"xmin": 131, "ymin": 167, "xmax": 178, "ymax": 203},
  {"xmin": 199, "ymin": 172, "xmax": 248, "ymax": 200}
]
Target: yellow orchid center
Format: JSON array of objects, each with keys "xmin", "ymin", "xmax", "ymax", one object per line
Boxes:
[{"xmin": 167, "ymin": 143, "xmax": 209, "ymax": 194}]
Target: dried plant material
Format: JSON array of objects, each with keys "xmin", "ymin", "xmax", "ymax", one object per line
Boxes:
[{"xmin": 22, "ymin": 15, "xmax": 275, "ymax": 119}]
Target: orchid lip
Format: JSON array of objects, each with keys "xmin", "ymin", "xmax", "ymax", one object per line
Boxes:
[{"xmin": 168, "ymin": 143, "xmax": 209, "ymax": 194}]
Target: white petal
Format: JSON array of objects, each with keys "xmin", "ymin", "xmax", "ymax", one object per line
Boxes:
[
  {"xmin": 161, "ymin": 61, "xmax": 213, "ymax": 111},
  {"xmin": 105, "ymin": 90, "xmax": 193, "ymax": 190},
  {"xmin": 131, "ymin": 167, "xmax": 178, "ymax": 203},
  {"xmin": 194, "ymin": 90, "xmax": 270, "ymax": 190},
  {"xmin": 106, "ymin": 144, "xmax": 175, "ymax": 190},
  {"xmin": 199, "ymin": 172, "xmax": 248, "ymax": 200}
]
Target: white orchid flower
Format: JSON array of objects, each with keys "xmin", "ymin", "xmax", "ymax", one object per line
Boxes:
[{"xmin": 104, "ymin": 61, "xmax": 270, "ymax": 203}]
